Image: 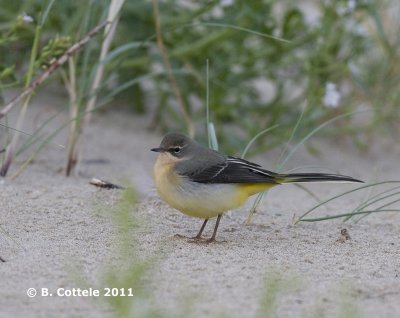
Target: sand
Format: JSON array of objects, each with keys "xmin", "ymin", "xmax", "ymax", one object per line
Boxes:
[{"xmin": 1, "ymin": 90, "xmax": 399, "ymax": 317}]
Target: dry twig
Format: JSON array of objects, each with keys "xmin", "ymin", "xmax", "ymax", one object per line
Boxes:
[{"xmin": 151, "ymin": 0, "xmax": 194, "ymax": 137}]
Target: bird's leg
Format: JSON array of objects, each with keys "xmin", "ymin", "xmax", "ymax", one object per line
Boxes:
[
  {"xmin": 206, "ymin": 214, "xmax": 222, "ymax": 243},
  {"xmin": 192, "ymin": 219, "xmax": 208, "ymax": 240},
  {"xmin": 175, "ymin": 219, "xmax": 208, "ymax": 240}
]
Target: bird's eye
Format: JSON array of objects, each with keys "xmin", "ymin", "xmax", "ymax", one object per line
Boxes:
[{"xmin": 171, "ymin": 147, "xmax": 181, "ymax": 153}]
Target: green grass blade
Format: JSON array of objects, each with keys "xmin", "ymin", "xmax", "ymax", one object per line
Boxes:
[
  {"xmin": 15, "ymin": 110, "xmax": 64, "ymax": 156},
  {"xmin": 293, "ymin": 184, "xmax": 322, "ymax": 204},
  {"xmin": 204, "ymin": 59, "xmax": 218, "ymax": 151},
  {"xmin": 241, "ymin": 125, "xmax": 279, "ymax": 159},
  {"xmin": 40, "ymin": 0, "xmax": 56, "ymax": 26},
  {"xmin": 247, "ymin": 103, "xmax": 306, "ymax": 222},
  {"xmin": 277, "ymin": 104, "xmax": 306, "ymax": 171},
  {"xmin": 300, "ymin": 209, "xmax": 400, "ymax": 222},
  {"xmin": 279, "ymin": 109, "xmax": 369, "ymax": 171},
  {"xmin": 354, "ymin": 197, "xmax": 400, "ymax": 223},
  {"xmin": 205, "ymin": 59, "xmax": 211, "ymax": 148},
  {"xmin": 247, "ymin": 104, "xmax": 306, "ymax": 222},
  {"xmin": 245, "ymin": 191, "xmax": 266, "ymax": 225},
  {"xmin": 102, "ymin": 42, "xmax": 150, "ymax": 65},
  {"xmin": 194, "ymin": 22, "xmax": 291, "ymax": 43},
  {"xmin": 95, "ymin": 70, "xmax": 191, "ymax": 108},
  {"xmin": 345, "ymin": 187, "xmax": 400, "ymax": 221},
  {"xmin": 208, "ymin": 122, "xmax": 218, "ymax": 151},
  {"xmin": 296, "ymin": 181, "xmax": 400, "ymax": 223}
]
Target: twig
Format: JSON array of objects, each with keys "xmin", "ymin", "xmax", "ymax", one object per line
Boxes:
[
  {"xmin": 65, "ymin": 58, "xmax": 79, "ymax": 176},
  {"xmin": 0, "ymin": 20, "xmax": 109, "ymax": 120},
  {"xmin": 90, "ymin": 178, "xmax": 124, "ymax": 189},
  {"xmin": 66, "ymin": 1, "xmax": 125, "ymax": 176},
  {"xmin": 151, "ymin": 0, "xmax": 194, "ymax": 137}
]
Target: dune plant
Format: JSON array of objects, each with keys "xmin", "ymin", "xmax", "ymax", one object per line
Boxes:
[
  {"xmin": 65, "ymin": 0, "xmax": 125, "ymax": 176},
  {"xmin": 68, "ymin": 186, "xmax": 162, "ymax": 317},
  {"xmin": 117, "ymin": 0, "xmax": 398, "ymax": 152},
  {"xmin": 256, "ymin": 271, "xmax": 300, "ymax": 318},
  {"xmin": 296, "ymin": 181, "xmax": 400, "ymax": 223},
  {"xmin": 0, "ymin": 0, "xmax": 56, "ymax": 177},
  {"xmin": 0, "ymin": 1, "xmax": 109, "ymax": 177},
  {"xmin": 97, "ymin": 187, "xmax": 162, "ymax": 318},
  {"xmin": 1, "ymin": 0, "xmax": 399, "ymax": 179}
]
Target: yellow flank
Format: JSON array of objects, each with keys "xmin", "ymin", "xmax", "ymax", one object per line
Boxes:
[
  {"xmin": 231, "ymin": 183, "xmax": 276, "ymax": 210},
  {"xmin": 237, "ymin": 183, "xmax": 276, "ymax": 198}
]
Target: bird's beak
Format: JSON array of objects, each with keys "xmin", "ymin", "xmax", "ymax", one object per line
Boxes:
[{"xmin": 151, "ymin": 147, "xmax": 166, "ymax": 153}]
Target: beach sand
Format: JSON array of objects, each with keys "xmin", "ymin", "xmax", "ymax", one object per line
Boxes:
[{"xmin": 1, "ymin": 91, "xmax": 399, "ymax": 317}]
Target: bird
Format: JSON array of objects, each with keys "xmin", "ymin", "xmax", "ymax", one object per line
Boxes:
[{"xmin": 151, "ymin": 132, "xmax": 363, "ymax": 242}]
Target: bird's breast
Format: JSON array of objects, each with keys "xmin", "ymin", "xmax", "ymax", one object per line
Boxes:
[{"xmin": 155, "ymin": 164, "xmax": 241, "ymax": 218}]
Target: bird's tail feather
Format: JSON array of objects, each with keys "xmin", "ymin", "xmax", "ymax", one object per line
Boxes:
[{"xmin": 277, "ymin": 173, "xmax": 363, "ymax": 184}]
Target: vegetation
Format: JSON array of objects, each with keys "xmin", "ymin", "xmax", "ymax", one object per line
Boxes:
[{"xmin": 0, "ymin": 0, "xmax": 399, "ymax": 177}]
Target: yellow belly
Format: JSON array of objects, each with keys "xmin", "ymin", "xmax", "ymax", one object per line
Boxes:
[{"xmin": 154, "ymin": 160, "xmax": 276, "ymax": 219}]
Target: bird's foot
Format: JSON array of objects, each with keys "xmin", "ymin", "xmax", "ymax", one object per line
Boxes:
[
  {"xmin": 174, "ymin": 234, "xmax": 226, "ymax": 244},
  {"xmin": 187, "ymin": 235, "xmax": 207, "ymax": 243},
  {"xmin": 188, "ymin": 237, "xmax": 226, "ymax": 244},
  {"xmin": 173, "ymin": 233, "xmax": 189, "ymax": 239},
  {"xmin": 206, "ymin": 238, "xmax": 227, "ymax": 244},
  {"xmin": 174, "ymin": 233, "xmax": 205, "ymax": 241}
]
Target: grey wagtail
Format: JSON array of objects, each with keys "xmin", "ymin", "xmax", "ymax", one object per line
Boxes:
[{"xmin": 151, "ymin": 132, "xmax": 363, "ymax": 242}]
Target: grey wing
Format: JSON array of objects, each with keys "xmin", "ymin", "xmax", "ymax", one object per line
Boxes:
[{"xmin": 185, "ymin": 157, "xmax": 280, "ymax": 184}]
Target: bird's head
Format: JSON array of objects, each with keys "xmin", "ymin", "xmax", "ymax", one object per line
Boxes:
[{"xmin": 151, "ymin": 132, "xmax": 195, "ymax": 160}]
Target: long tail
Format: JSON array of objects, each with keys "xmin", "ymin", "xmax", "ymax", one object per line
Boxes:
[{"xmin": 277, "ymin": 173, "xmax": 363, "ymax": 184}]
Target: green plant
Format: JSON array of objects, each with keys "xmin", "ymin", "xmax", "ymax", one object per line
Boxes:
[
  {"xmin": 256, "ymin": 271, "xmax": 299, "ymax": 318},
  {"xmin": 0, "ymin": 1, "xmax": 121, "ymax": 177},
  {"xmin": 1, "ymin": 1, "xmax": 399, "ymax": 179},
  {"xmin": 0, "ymin": 0, "xmax": 56, "ymax": 177},
  {"xmin": 64, "ymin": 0, "xmax": 125, "ymax": 176},
  {"xmin": 338, "ymin": 282, "xmax": 360, "ymax": 318},
  {"xmin": 296, "ymin": 181, "xmax": 400, "ymax": 223},
  {"xmin": 71, "ymin": 186, "xmax": 163, "ymax": 318},
  {"xmin": 117, "ymin": 0, "xmax": 398, "ymax": 152}
]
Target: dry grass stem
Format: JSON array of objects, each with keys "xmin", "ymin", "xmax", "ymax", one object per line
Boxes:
[{"xmin": 151, "ymin": 0, "xmax": 194, "ymax": 137}]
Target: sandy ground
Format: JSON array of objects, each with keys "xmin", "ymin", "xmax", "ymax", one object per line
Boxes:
[{"xmin": 1, "ymin": 91, "xmax": 399, "ymax": 318}]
